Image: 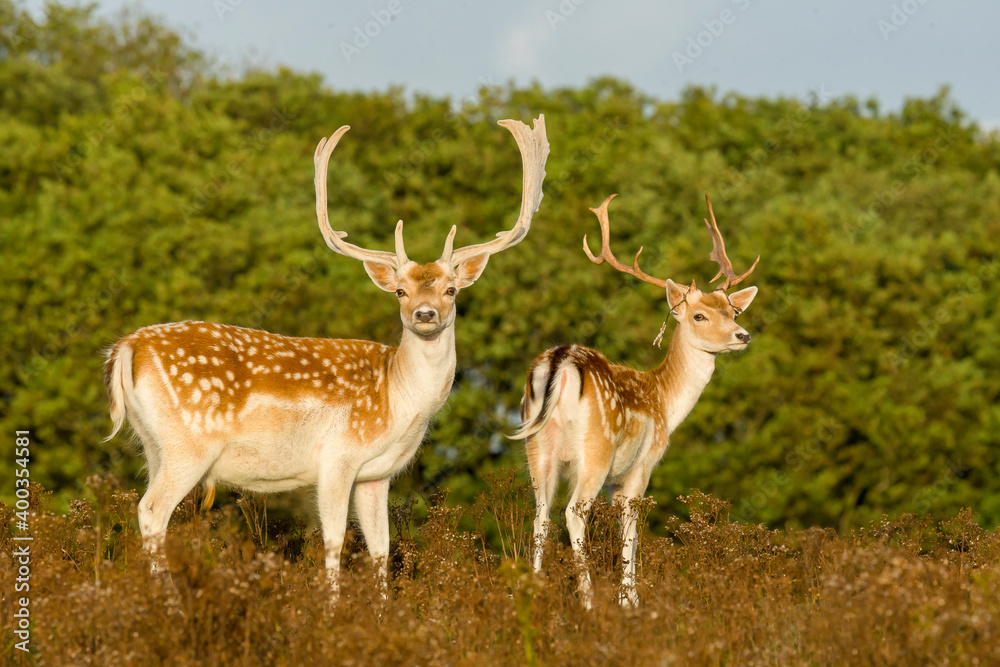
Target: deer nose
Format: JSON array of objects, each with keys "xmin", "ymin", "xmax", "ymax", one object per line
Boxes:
[
  {"xmin": 736, "ymin": 332, "xmax": 751, "ymax": 343},
  {"xmin": 414, "ymin": 310, "xmax": 436, "ymax": 323}
]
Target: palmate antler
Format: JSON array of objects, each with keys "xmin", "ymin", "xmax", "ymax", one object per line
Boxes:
[
  {"xmin": 314, "ymin": 116, "xmax": 549, "ymax": 270},
  {"xmin": 584, "ymin": 193, "xmax": 759, "ymax": 293},
  {"xmin": 314, "ymin": 126, "xmax": 409, "ymax": 268},
  {"xmin": 446, "ymin": 116, "xmax": 549, "ymax": 266}
]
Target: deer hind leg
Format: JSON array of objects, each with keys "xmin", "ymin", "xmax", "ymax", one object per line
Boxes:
[
  {"xmin": 126, "ymin": 409, "xmax": 162, "ymax": 482},
  {"xmin": 137, "ymin": 440, "xmax": 217, "ymax": 573},
  {"xmin": 526, "ymin": 428, "xmax": 561, "ymax": 573},
  {"xmin": 351, "ymin": 477, "xmax": 391, "ymax": 595},
  {"xmin": 565, "ymin": 462, "xmax": 611, "ymax": 610}
]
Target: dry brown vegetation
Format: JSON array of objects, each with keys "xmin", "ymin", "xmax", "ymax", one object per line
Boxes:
[{"xmin": 3, "ymin": 474, "xmax": 999, "ymax": 666}]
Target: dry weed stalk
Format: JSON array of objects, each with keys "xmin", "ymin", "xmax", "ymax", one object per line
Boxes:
[{"xmin": 0, "ymin": 474, "xmax": 998, "ymax": 665}]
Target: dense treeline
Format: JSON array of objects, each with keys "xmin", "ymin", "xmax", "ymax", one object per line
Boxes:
[{"xmin": 2, "ymin": 1, "xmax": 999, "ymax": 532}]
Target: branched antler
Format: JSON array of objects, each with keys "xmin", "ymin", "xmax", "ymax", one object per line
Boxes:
[
  {"xmin": 583, "ymin": 194, "xmax": 667, "ymax": 289},
  {"xmin": 584, "ymin": 194, "xmax": 759, "ymax": 294},
  {"xmin": 703, "ymin": 194, "xmax": 759, "ymax": 291}
]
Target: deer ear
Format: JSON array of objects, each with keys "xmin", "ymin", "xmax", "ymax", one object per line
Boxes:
[
  {"xmin": 364, "ymin": 262, "xmax": 398, "ymax": 292},
  {"xmin": 665, "ymin": 279, "xmax": 689, "ymax": 318},
  {"xmin": 454, "ymin": 253, "xmax": 490, "ymax": 289},
  {"xmin": 728, "ymin": 286, "xmax": 758, "ymax": 315}
]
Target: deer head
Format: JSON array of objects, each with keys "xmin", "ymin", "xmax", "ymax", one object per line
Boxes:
[
  {"xmin": 315, "ymin": 117, "xmax": 549, "ymax": 338},
  {"xmin": 584, "ymin": 193, "xmax": 759, "ymax": 353}
]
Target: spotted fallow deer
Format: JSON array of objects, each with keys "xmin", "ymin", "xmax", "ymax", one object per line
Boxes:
[
  {"xmin": 514, "ymin": 193, "xmax": 759, "ymax": 607},
  {"xmin": 104, "ymin": 116, "xmax": 549, "ymax": 592}
]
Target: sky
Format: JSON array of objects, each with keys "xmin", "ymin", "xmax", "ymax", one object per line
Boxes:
[{"xmin": 26, "ymin": 0, "xmax": 1000, "ymax": 127}]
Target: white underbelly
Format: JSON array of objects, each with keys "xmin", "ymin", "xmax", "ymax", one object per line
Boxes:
[
  {"xmin": 209, "ymin": 432, "xmax": 323, "ymax": 492},
  {"xmin": 204, "ymin": 394, "xmax": 339, "ymax": 491},
  {"xmin": 201, "ymin": 393, "xmax": 435, "ymax": 490}
]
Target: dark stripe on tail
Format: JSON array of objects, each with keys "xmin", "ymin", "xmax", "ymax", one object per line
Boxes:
[
  {"xmin": 513, "ymin": 345, "xmax": 585, "ymax": 440},
  {"xmin": 535, "ymin": 345, "xmax": 584, "ymax": 426},
  {"xmin": 539, "ymin": 346, "xmax": 571, "ymax": 418}
]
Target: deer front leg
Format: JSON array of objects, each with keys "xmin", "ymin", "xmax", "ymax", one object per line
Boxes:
[
  {"xmin": 352, "ymin": 477, "xmax": 391, "ymax": 595},
  {"xmin": 617, "ymin": 501, "xmax": 641, "ymax": 607},
  {"xmin": 317, "ymin": 464, "xmax": 357, "ymax": 598}
]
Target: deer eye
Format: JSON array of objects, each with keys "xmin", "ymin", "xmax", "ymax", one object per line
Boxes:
[
  {"xmin": 693, "ymin": 313, "xmax": 706, "ymax": 322},
  {"xmin": 395, "ymin": 289, "xmax": 406, "ymax": 298},
  {"xmin": 446, "ymin": 287, "xmax": 457, "ymax": 297}
]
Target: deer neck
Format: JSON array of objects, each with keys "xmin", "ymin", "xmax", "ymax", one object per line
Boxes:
[
  {"xmin": 651, "ymin": 323, "xmax": 717, "ymax": 436},
  {"xmin": 390, "ymin": 325, "xmax": 457, "ymax": 415}
]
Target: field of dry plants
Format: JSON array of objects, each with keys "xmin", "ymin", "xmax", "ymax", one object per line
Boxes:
[{"xmin": 2, "ymin": 472, "xmax": 999, "ymax": 666}]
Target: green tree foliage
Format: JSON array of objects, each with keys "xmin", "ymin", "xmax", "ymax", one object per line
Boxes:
[{"xmin": 2, "ymin": 2, "xmax": 998, "ymax": 530}]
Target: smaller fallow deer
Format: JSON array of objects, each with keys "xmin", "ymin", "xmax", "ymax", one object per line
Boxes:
[
  {"xmin": 104, "ymin": 116, "xmax": 549, "ymax": 594},
  {"xmin": 514, "ymin": 193, "xmax": 759, "ymax": 607}
]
